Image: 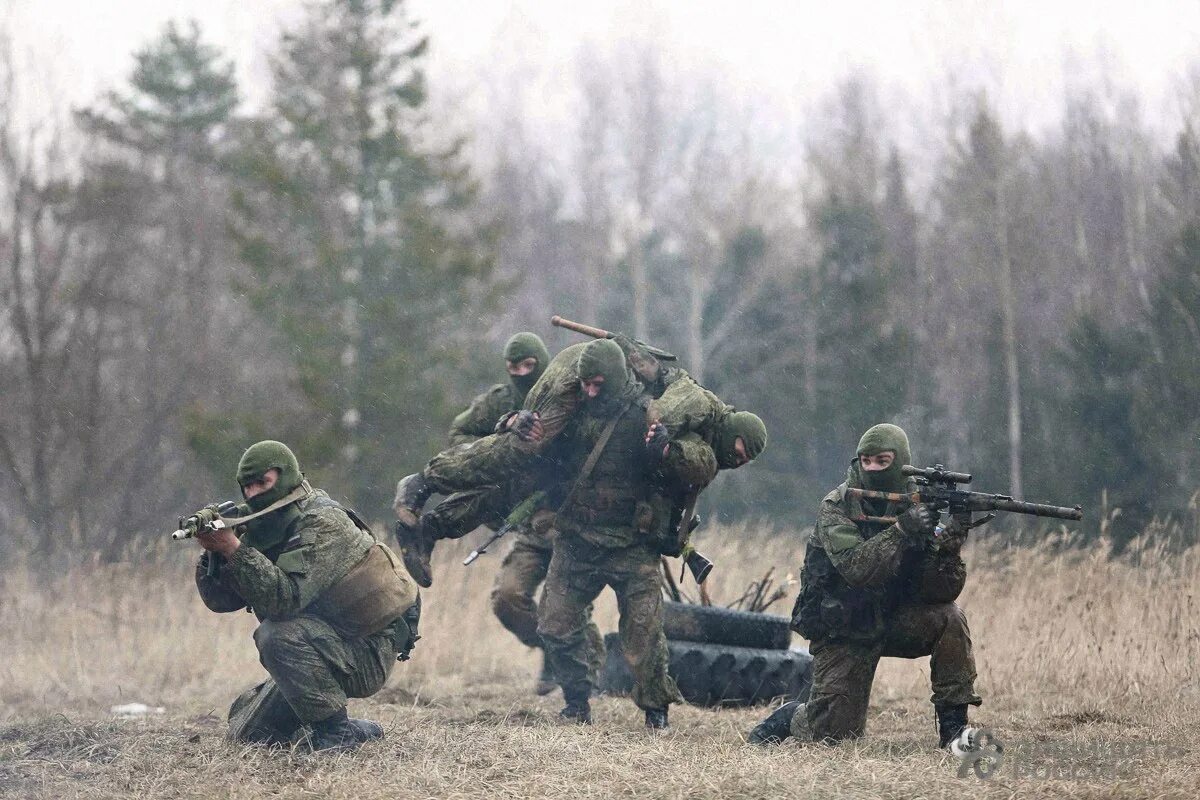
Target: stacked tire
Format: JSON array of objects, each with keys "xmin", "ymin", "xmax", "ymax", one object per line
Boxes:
[{"xmin": 600, "ymin": 602, "xmax": 813, "ymax": 707}]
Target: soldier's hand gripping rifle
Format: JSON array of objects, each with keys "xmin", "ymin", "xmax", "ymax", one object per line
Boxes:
[
  {"xmin": 845, "ymin": 464, "xmax": 1083, "ymax": 531},
  {"xmin": 172, "ymin": 500, "xmax": 243, "ymax": 576},
  {"xmin": 463, "ymin": 491, "xmax": 548, "ymax": 566},
  {"xmin": 171, "ymin": 500, "xmax": 242, "ymax": 541}
]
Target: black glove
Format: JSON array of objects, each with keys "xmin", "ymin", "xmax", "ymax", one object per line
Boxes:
[
  {"xmin": 511, "ymin": 410, "xmax": 541, "ymax": 442},
  {"xmin": 938, "ymin": 512, "xmax": 971, "ymax": 554},
  {"xmin": 897, "ymin": 503, "xmax": 936, "ymax": 538},
  {"xmin": 644, "ymin": 422, "xmax": 670, "ymax": 464},
  {"xmin": 493, "ymin": 411, "xmax": 520, "ymax": 434}
]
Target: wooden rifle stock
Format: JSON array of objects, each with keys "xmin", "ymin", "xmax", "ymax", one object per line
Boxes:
[{"xmin": 550, "ymin": 315, "xmax": 612, "ymax": 340}]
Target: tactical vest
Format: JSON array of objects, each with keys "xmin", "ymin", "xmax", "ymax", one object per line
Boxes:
[
  {"xmin": 281, "ymin": 493, "xmax": 418, "ymax": 639},
  {"xmin": 557, "ymin": 394, "xmax": 652, "ymax": 533},
  {"xmin": 790, "ymin": 483, "xmax": 908, "ymax": 643}
]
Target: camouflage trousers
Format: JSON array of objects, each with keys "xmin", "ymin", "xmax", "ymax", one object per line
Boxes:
[
  {"xmin": 491, "ymin": 528, "xmax": 605, "ymax": 683},
  {"xmin": 251, "ymin": 614, "xmax": 401, "ymax": 725},
  {"xmin": 793, "ymin": 602, "xmax": 982, "ymax": 743},
  {"xmin": 423, "ymin": 487, "xmax": 508, "ymax": 542},
  {"xmin": 538, "ymin": 535, "xmax": 682, "ymax": 711}
]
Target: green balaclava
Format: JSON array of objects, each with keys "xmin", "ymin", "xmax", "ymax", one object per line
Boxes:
[
  {"xmin": 503, "ymin": 332, "xmax": 550, "ymax": 395},
  {"xmin": 576, "ymin": 339, "xmax": 629, "ymax": 403},
  {"xmin": 714, "ymin": 412, "xmax": 768, "ymax": 469},
  {"xmin": 855, "ymin": 423, "xmax": 911, "ymax": 492},
  {"xmin": 236, "ymin": 440, "xmax": 305, "ymax": 512}
]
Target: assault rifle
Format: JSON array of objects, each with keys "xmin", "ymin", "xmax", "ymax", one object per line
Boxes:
[
  {"xmin": 845, "ymin": 464, "xmax": 1083, "ymax": 528},
  {"xmin": 172, "ymin": 500, "xmax": 244, "ymax": 577},
  {"xmin": 463, "ymin": 491, "xmax": 547, "ymax": 566},
  {"xmin": 171, "ymin": 500, "xmax": 242, "ymax": 541}
]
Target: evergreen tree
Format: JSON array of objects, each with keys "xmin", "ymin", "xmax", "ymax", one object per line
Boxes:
[
  {"xmin": 72, "ymin": 20, "xmax": 242, "ymax": 555},
  {"xmin": 227, "ymin": 0, "xmax": 495, "ymax": 512}
]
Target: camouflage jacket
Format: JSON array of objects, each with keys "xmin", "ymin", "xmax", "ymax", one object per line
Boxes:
[
  {"xmin": 648, "ymin": 372, "xmax": 733, "ymax": 444},
  {"xmin": 448, "ymin": 382, "xmax": 523, "ymax": 446},
  {"xmin": 790, "ymin": 466, "xmax": 967, "ymax": 643},
  {"xmin": 195, "ymin": 490, "xmax": 376, "ymax": 624},
  {"xmin": 424, "ymin": 351, "xmax": 727, "ymax": 501}
]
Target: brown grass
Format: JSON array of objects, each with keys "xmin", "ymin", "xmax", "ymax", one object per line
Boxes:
[{"xmin": 1, "ymin": 524, "xmax": 1198, "ymax": 799}]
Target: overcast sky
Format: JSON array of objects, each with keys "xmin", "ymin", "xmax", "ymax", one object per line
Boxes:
[{"xmin": 8, "ymin": 1, "xmax": 1200, "ymax": 149}]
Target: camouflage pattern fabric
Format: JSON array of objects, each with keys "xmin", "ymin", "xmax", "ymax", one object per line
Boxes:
[
  {"xmin": 536, "ymin": 386, "xmax": 686, "ymax": 710},
  {"xmin": 423, "ymin": 344, "xmax": 590, "ymax": 495},
  {"xmin": 790, "ymin": 463, "xmax": 967, "ymax": 643},
  {"xmin": 195, "ymin": 488, "xmax": 416, "ymax": 728},
  {"xmin": 793, "ymin": 602, "xmax": 981, "ymax": 742},
  {"xmin": 538, "ymin": 536, "xmax": 682, "ymax": 710},
  {"xmin": 490, "ymin": 528, "xmax": 605, "ymax": 684},
  {"xmin": 253, "ymin": 614, "xmax": 407, "ymax": 724},
  {"xmin": 448, "ymin": 382, "xmax": 522, "ymax": 445},
  {"xmin": 647, "ymin": 373, "xmax": 732, "ymax": 440},
  {"xmin": 227, "ymin": 679, "xmax": 303, "ymax": 745},
  {"xmin": 785, "ymin": 449, "xmax": 980, "ymax": 744}
]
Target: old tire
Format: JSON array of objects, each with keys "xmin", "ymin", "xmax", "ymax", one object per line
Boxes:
[
  {"xmin": 600, "ymin": 633, "xmax": 812, "ymax": 707},
  {"xmin": 662, "ymin": 601, "xmax": 792, "ymax": 650}
]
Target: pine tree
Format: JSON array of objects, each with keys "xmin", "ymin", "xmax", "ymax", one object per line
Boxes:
[
  {"xmin": 71, "ymin": 21, "xmax": 241, "ymax": 555},
  {"xmin": 227, "ymin": 0, "xmax": 494, "ymax": 511}
]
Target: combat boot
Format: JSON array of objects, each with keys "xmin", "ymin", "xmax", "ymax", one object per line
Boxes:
[
  {"xmin": 559, "ymin": 689, "xmax": 592, "ymax": 724},
  {"xmin": 305, "ymin": 708, "xmax": 366, "ymax": 753},
  {"xmin": 748, "ymin": 700, "xmax": 803, "ymax": 745},
  {"xmin": 936, "ymin": 704, "xmax": 970, "ymax": 750},
  {"xmin": 346, "ymin": 717, "xmax": 385, "ymax": 743},
  {"xmin": 534, "ymin": 652, "xmax": 557, "ymax": 696},
  {"xmin": 644, "ymin": 707, "xmax": 669, "ymax": 732},
  {"xmin": 394, "ymin": 472, "xmax": 432, "ymax": 519},
  {"xmin": 395, "ymin": 516, "xmax": 435, "ymax": 588}
]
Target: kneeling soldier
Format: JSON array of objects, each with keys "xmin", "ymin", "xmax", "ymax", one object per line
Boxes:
[
  {"xmin": 193, "ymin": 441, "xmax": 419, "ymax": 752},
  {"xmin": 750, "ymin": 424, "xmax": 980, "ymax": 749}
]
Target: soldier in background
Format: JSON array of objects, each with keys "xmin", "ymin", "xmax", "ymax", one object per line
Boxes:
[
  {"xmin": 399, "ymin": 333, "xmax": 605, "ymax": 694},
  {"xmin": 749, "ymin": 423, "xmax": 980, "ymax": 749},
  {"xmin": 447, "ymin": 332, "xmax": 549, "ymax": 445},
  {"xmin": 193, "ymin": 441, "xmax": 419, "ymax": 752}
]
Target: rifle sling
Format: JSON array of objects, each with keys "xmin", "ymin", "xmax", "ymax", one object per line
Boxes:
[
  {"xmin": 219, "ymin": 480, "xmax": 313, "ymax": 528},
  {"xmin": 561, "ymin": 397, "xmax": 633, "ymax": 511}
]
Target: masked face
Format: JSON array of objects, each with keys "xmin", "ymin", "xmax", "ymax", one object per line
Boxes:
[
  {"xmin": 855, "ymin": 424, "xmax": 911, "ymax": 492},
  {"xmin": 576, "ymin": 339, "xmax": 629, "ymax": 413},
  {"xmin": 236, "ymin": 440, "xmax": 304, "ymax": 512},
  {"xmin": 714, "ymin": 412, "xmax": 768, "ymax": 469},
  {"xmin": 503, "ymin": 332, "xmax": 550, "ymax": 396}
]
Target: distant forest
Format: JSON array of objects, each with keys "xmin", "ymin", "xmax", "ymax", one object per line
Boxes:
[{"xmin": 3, "ymin": 0, "xmax": 1198, "ymax": 560}]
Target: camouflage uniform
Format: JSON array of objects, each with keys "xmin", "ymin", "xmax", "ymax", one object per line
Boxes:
[
  {"xmin": 197, "ymin": 488, "xmax": 418, "ymax": 740},
  {"xmin": 447, "ymin": 382, "xmax": 523, "ymax": 445},
  {"xmin": 537, "ymin": 346, "xmax": 693, "ymax": 714},
  {"xmin": 421, "ymin": 342, "xmax": 591, "ymax": 495},
  {"xmin": 786, "ymin": 430, "xmax": 980, "ymax": 743}
]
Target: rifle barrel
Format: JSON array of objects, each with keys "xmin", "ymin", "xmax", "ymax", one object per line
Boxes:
[{"xmin": 971, "ymin": 494, "xmax": 1083, "ymax": 521}]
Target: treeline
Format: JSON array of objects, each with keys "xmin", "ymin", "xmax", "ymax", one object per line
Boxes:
[{"xmin": 1, "ymin": 1, "xmax": 1197, "ymax": 560}]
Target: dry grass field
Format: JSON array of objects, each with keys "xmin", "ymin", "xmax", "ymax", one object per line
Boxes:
[{"xmin": 2, "ymin": 522, "xmax": 1198, "ymax": 799}]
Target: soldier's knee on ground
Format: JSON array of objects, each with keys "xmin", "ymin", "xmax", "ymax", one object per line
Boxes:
[{"xmin": 806, "ymin": 693, "xmax": 868, "ymax": 742}]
